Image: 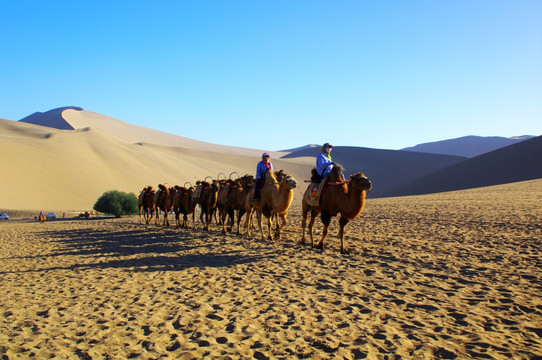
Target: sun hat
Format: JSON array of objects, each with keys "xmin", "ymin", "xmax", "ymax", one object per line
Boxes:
[{"xmin": 321, "ymin": 143, "xmax": 333, "ymax": 151}]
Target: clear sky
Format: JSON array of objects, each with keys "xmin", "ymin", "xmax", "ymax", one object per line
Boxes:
[{"xmin": 1, "ymin": 1, "xmax": 541, "ymax": 151}]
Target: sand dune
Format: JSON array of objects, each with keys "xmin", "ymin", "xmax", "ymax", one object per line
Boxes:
[
  {"xmin": 401, "ymin": 135, "xmax": 535, "ymax": 158},
  {"xmin": 383, "ymin": 135, "xmax": 542, "ymax": 198},
  {"xmin": 1, "ymin": 179, "xmax": 540, "ymax": 358},
  {"xmin": 20, "ymin": 107, "xmax": 282, "ymax": 157},
  {"xmin": 3, "ymin": 108, "xmax": 541, "ymax": 213},
  {"xmin": 0, "ymin": 114, "xmax": 312, "ymax": 211}
]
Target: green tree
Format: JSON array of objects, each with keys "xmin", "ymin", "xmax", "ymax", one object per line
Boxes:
[{"xmin": 93, "ymin": 190, "xmax": 138, "ymax": 218}]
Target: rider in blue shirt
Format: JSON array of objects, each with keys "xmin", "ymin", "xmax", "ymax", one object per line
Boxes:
[
  {"xmin": 254, "ymin": 152, "xmax": 273, "ymax": 199},
  {"xmin": 316, "ymin": 143, "xmax": 333, "ymax": 179}
]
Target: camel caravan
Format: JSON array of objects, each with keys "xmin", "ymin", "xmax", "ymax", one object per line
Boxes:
[{"xmin": 137, "ymin": 164, "xmax": 372, "ymax": 254}]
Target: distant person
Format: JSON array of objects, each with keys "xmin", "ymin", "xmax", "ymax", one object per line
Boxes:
[
  {"xmin": 316, "ymin": 143, "xmax": 334, "ymax": 180},
  {"xmin": 254, "ymin": 152, "xmax": 273, "ymax": 200}
]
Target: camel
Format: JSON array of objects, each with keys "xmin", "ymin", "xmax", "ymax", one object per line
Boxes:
[
  {"xmin": 139, "ymin": 186, "xmax": 156, "ymax": 225},
  {"xmin": 138, "ymin": 188, "xmax": 145, "ymax": 224},
  {"xmin": 245, "ymin": 170, "xmax": 297, "ymax": 240},
  {"xmin": 219, "ymin": 174, "xmax": 254, "ymax": 235},
  {"xmin": 153, "ymin": 188, "xmax": 161, "ymax": 225},
  {"xmin": 195, "ymin": 181, "xmax": 219, "ymax": 231},
  {"xmin": 172, "ymin": 185, "xmax": 195, "ymax": 228},
  {"xmin": 217, "ymin": 179, "xmax": 234, "ymax": 232},
  {"xmin": 156, "ymin": 184, "xmax": 174, "ymax": 226},
  {"xmin": 301, "ymin": 165, "xmax": 372, "ymax": 254}
]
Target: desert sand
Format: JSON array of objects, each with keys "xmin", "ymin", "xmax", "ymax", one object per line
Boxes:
[{"xmin": 1, "ymin": 179, "xmax": 541, "ymax": 359}]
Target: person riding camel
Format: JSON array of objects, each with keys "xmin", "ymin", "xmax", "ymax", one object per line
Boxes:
[
  {"xmin": 316, "ymin": 143, "xmax": 334, "ymax": 180},
  {"xmin": 254, "ymin": 152, "xmax": 273, "ymax": 200}
]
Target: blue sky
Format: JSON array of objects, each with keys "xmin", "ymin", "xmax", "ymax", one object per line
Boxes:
[{"xmin": 1, "ymin": 1, "xmax": 541, "ymax": 151}]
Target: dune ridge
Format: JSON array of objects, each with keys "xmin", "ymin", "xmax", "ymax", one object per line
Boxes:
[{"xmin": 0, "ymin": 117, "xmax": 311, "ymax": 211}]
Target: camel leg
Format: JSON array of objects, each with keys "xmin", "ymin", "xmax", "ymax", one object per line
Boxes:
[
  {"xmin": 275, "ymin": 213, "xmax": 287, "ymax": 240},
  {"xmin": 226, "ymin": 208, "xmax": 234, "ymax": 232},
  {"xmin": 257, "ymin": 211, "xmax": 265, "ymax": 240},
  {"xmin": 213, "ymin": 208, "xmax": 219, "ymax": 225},
  {"xmin": 192, "ymin": 207, "xmax": 197, "ymax": 229},
  {"xmin": 338, "ymin": 217, "xmax": 350, "ymax": 254},
  {"xmin": 204, "ymin": 211, "xmax": 209, "ymax": 231},
  {"xmin": 307, "ymin": 209, "xmax": 318, "ymax": 248},
  {"xmin": 265, "ymin": 213, "xmax": 273, "ymax": 241},
  {"xmin": 236, "ymin": 209, "xmax": 246, "ymax": 235},
  {"xmin": 220, "ymin": 208, "xmax": 227, "ymax": 234},
  {"xmin": 316, "ymin": 211, "xmax": 332, "ymax": 250},
  {"xmin": 301, "ymin": 204, "xmax": 310, "ymax": 245},
  {"xmin": 244, "ymin": 206, "xmax": 253, "ymax": 237},
  {"xmin": 138, "ymin": 206, "xmax": 142, "ymax": 224},
  {"xmin": 175, "ymin": 211, "xmax": 181, "ymax": 228},
  {"xmin": 149, "ymin": 208, "xmax": 154, "ymax": 225},
  {"xmin": 200, "ymin": 209, "xmax": 205, "ymax": 230}
]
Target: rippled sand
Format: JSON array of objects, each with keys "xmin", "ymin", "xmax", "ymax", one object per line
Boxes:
[{"xmin": 1, "ymin": 180, "xmax": 541, "ymax": 359}]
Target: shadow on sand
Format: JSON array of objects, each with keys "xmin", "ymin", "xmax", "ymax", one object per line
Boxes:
[{"xmin": 3, "ymin": 224, "xmax": 272, "ymax": 273}]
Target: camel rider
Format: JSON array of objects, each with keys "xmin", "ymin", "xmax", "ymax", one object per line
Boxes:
[
  {"xmin": 316, "ymin": 143, "xmax": 334, "ymax": 179},
  {"xmin": 254, "ymin": 152, "xmax": 273, "ymax": 199}
]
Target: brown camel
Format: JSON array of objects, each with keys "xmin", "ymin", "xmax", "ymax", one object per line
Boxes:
[
  {"xmin": 195, "ymin": 181, "xmax": 219, "ymax": 231},
  {"xmin": 157, "ymin": 184, "xmax": 174, "ymax": 226},
  {"xmin": 138, "ymin": 187, "xmax": 145, "ymax": 224},
  {"xmin": 172, "ymin": 185, "xmax": 195, "ymax": 228},
  {"xmin": 219, "ymin": 174, "xmax": 254, "ymax": 235},
  {"xmin": 139, "ymin": 186, "xmax": 156, "ymax": 225},
  {"xmin": 153, "ymin": 188, "xmax": 161, "ymax": 225},
  {"xmin": 301, "ymin": 165, "xmax": 372, "ymax": 254},
  {"xmin": 245, "ymin": 170, "xmax": 297, "ymax": 240}
]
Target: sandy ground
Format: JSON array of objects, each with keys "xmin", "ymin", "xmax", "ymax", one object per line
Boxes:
[{"xmin": 1, "ymin": 180, "xmax": 541, "ymax": 359}]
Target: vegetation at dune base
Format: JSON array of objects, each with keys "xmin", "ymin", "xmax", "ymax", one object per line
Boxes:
[{"xmin": 93, "ymin": 190, "xmax": 138, "ymax": 218}]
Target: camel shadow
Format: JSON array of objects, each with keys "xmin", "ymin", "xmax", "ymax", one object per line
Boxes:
[{"xmin": 2, "ymin": 226, "xmax": 271, "ymax": 273}]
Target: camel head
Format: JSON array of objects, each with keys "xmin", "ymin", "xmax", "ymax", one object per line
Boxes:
[
  {"xmin": 241, "ymin": 174, "xmax": 254, "ymax": 186},
  {"xmin": 211, "ymin": 182, "xmax": 219, "ymax": 193},
  {"xmin": 275, "ymin": 169, "xmax": 287, "ymax": 182},
  {"xmin": 282, "ymin": 175, "xmax": 297, "ymax": 189},
  {"xmin": 349, "ymin": 172, "xmax": 372, "ymax": 191}
]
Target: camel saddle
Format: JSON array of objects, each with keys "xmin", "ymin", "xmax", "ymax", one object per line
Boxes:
[
  {"xmin": 218, "ymin": 183, "xmax": 231, "ymax": 204},
  {"xmin": 305, "ymin": 179, "xmax": 327, "ymax": 206},
  {"xmin": 193, "ymin": 184, "xmax": 203, "ymax": 199}
]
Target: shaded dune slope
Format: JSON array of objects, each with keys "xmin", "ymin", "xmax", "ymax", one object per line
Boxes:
[
  {"xmin": 282, "ymin": 146, "xmax": 466, "ymax": 198},
  {"xmin": 382, "ymin": 135, "xmax": 542, "ymax": 197}
]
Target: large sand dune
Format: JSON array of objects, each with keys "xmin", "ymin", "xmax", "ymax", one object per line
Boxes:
[{"xmin": 1, "ymin": 110, "xmax": 312, "ymax": 211}]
